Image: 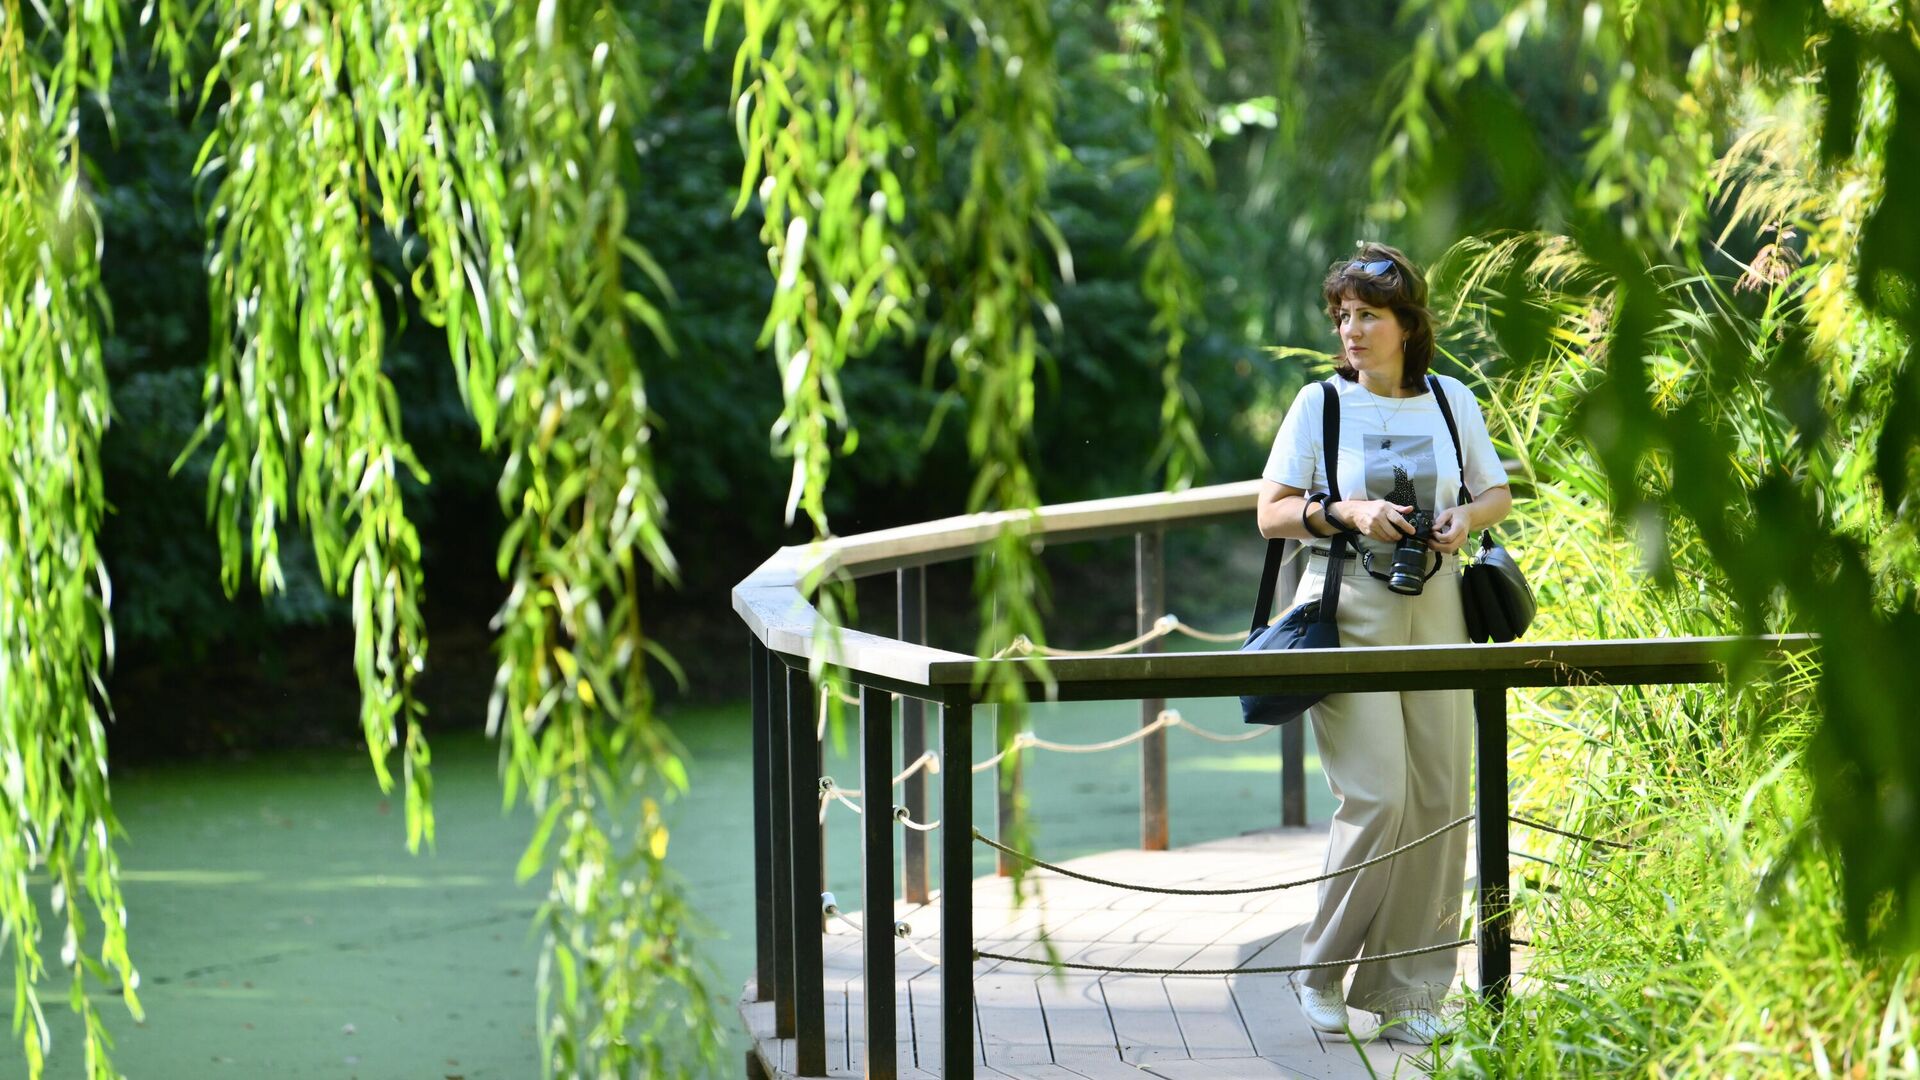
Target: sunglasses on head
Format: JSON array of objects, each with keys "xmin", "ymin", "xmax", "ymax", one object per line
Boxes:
[{"xmin": 1347, "ymin": 258, "xmax": 1397, "ymax": 277}]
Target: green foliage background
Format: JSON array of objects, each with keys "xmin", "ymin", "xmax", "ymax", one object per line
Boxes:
[{"xmin": 4, "ymin": 0, "xmax": 1920, "ymax": 1075}]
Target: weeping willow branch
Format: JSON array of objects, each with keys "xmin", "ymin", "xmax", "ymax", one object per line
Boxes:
[
  {"xmin": 718, "ymin": 0, "xmax": 939, "ymax": 711},
  {"xmin": 924, "ymin": 0, "xmax": 1064, "ymax": 907},
  {"xmin": 486, "ymin": 1, "xmax": 724, "ymax": 1074},
  {"xmin": 0, "ymin": 3, "xmax": 141, "ymax": 1077},
  {"xmin": 194, "ymin": 0, "xmax": 436, "ymax": 852},
  {"xmin": 719, "ymin": 0, "xmax": 1066, "ymax": 904},
  {"xmin": 727, "ymin": 0, "xmax": 923, "ymax": 534},
  {"xmin": 356, "ymin": 0, "xmax": 513, "ymax": 452},
  {"xmin": 1119, "ymin": 0, "xmax": 1212, "ymax": 491}
]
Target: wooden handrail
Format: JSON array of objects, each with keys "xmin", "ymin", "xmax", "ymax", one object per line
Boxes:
[
  {"xmin": 733, "ymin": 480, "xmax": 1258, "ymax": 688},
  {"xmin": 735, "ymin": 479, "xmax": 1259, "ymax": 591},
  {"xmin": 927, "ymin": 634, "xmax": 1819, "ymax": 694},
  {"xmin": 731, "ymin": 478, "xmax": 1816, "ymax": 696}
]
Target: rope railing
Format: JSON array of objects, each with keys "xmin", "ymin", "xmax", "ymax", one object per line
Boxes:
[
  {"xmin": 894, "ymin": 750, "xmax": 939, "ymax": 785},
  {"xmin": 816, "ymin": 709, "xmax": 1273, "ymax": 819},
  {"xmin": 803, "ymin": 641, "xmax": 1627, "ymax": 992},
  {"xmin": 817, "ymin": 753, "xmax": 940, "ymax": 803},
  {"xmin": 1169, "ymin": 717, "xmax": 1281, "ymax": 744},
  {"xmin": 893, "ymin": 806, "xmax": 941, "ymax": 832},
  {"xmin": 1164, "ymin": 616, "xmax": 1249, "ymax": 643},
  {"xmin": 819, "ymin": 740, "xmax": 1632, "ymax": 879},
  {"xmin": 814, "ymin": 616, "xmax": 1246, "ymax": 703},
  {"xmin": 975, "ymin": 938, "xmax": 1467, "ymax": 977},
  {"xmin": 808, "ymin": 746, "xmax": 1617, "ymax": 988},
  {"xmin": 899, "ymin": 930, "xmax": 942, "ymax": 967},
  {"xmin": 819, "ymin": 777, "xmax": 863, "ymax": 819},
  {"xmin": 814, "ymin": 684, "xmax": 868, "ymax": 740},
  {"xmin": 834, "ymin": 906, "xmax": 1470, "ymax": 977},
  {"xmin": 992, "ymin": 708, "xmax": 1254, "ymax": 779},
  {"xmin": 989, "ymin": 613, "xmax": 1246, "ymax": 659},
  {"xmin": 993, "ymin": 623, "xmax": 1170, "ymax": 660},
  {"xmin": 824, "ymin": 786, "xmax": 1626, "ymax": 872},
  {"xmin": 969, "ymin": 711, "xmax": 1179, "ymax": 772},
  {"xmin": 826, "ymin": 890, "xmax": 1533, "ymax": 981},
  {"xmin": 971, "ymin": 813, "xmax": 1473, "ymax": 897},
  {"xmin": 823, "ymin": 901, "xmax": 946, "ymax": 966}
]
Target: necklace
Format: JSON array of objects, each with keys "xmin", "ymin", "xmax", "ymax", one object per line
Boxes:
[{"xmin": 1362, "ymin": 383, "xmax": 1411, "ymax": 436}]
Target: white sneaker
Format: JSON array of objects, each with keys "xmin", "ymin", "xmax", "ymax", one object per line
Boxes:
[
  {"xmin": 1378, "ymin": 1007, "xmax": 1455, "ymax": 1044},
  {"xmin": 1294, "ymin": 981, "xmax": 1349, "ymax": 1033}
]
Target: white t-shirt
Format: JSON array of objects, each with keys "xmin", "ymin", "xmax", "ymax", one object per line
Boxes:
[{"xmin": 1262, "ymin": 374, "xmax": 1509, "ymax": 515}]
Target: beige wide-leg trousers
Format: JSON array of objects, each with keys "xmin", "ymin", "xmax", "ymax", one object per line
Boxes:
[{"xmin": 1292, "ymin": 544, "xmax": 1471, "ymax": 1014}]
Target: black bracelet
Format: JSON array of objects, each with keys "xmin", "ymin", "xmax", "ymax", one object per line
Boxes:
[{"xmin": 1300, "ymin": 493, "xmax": 1335, "ymax": 539}]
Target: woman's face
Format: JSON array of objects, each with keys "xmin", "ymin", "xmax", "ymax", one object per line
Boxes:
[{"xmin": 1334, "ymin": 295, "xmax": 1407, "ymax": 380}]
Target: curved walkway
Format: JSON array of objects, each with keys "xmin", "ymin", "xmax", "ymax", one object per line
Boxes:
[{"xmin": 743, "ymin": 824, "xmax": 1508, "ymax": 1079}]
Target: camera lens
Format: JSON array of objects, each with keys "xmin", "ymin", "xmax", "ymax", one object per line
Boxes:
[
  {"xmin": 1387, "ymin": 511, "xmax": 1434, "ymax": 596},
  {"xmin": 1387, "ymin": 540, "xmax": 1427, "ymax": 595}
]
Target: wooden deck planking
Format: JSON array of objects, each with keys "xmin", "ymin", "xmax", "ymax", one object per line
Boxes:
[
  {"xmin": 903, "ymin": 969, "xmax": 956, "ymax": 1073},
  {"xmin": 1133, "ymin": 1057, "xmax": 1309, "ymax": 1078},
  {"xmin": 1050, "ymin": 1052, "xmax": 1157, "ymax": 1079},
  {"xmin": 986, "ymin": 1064, "xmax": 1102, "ymax": 1080},
  {"xmin": 747, "ymin": 825, "xmax": 1469, "ymax": 1079},
  {"xmin": 1231, "ymin": 972, "xmax": 1397, "ymax": 1080},
  {"xmin": 1163, "ymin": 975, "xmax": 1257, "ymax": 1060},
  {"xmin": 976, "ymin": 972, "xmax": 1054, "ymax": 1068},
  {"xmin": 1037, "ymin": 973, "xmax": 1124, "ymax": 1061},
  {"xmin": 1101, "ymin": 943, "xmax": 1222, "ymax": 1065},
  {"xmin": 1144, "ymin": 943, "xmax": 1265, "ymax": 1064},
  {"xmin": 1031, "ymin": 908, "xmax": 1168, "ymax": 1069},
  {"xmin": 844, "ymin": 979, "xmax": 932, "ymax": 1078}
]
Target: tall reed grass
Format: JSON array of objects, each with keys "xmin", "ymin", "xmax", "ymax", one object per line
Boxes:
[{"xmin": 1425, "ymin": 226, "xmax": 1920, "ymax": 1074}]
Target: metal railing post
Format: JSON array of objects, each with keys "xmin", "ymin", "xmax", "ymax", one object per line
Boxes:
[
  {"xmin": 898, "ymin": 567, "xmax": 930, "ymax": 903},
  {"xmin": 1277, "ymin": 538, "xmax": 1306, "ymax": 827},
  {"xmin": 767, "ymin": 656, "xmax": 795, "ymax": 1037},
  {"xmin": 750, "ymin": 640, "xmax": 774, "ymax": 1002},
  {"xmin": 939, "ymin": 691, "xmax": 974, "ymax": 1078},
  {"xmin": 787, "ymin": 666, "xmax": 827, "ymax": 1074},
  {"xmin": 1474, "ymin": 684, "xmax": 1512, "ymax": 1013},
  {"xmin": 859, "ymin": 685, "xmax": 898, "ymax": 1080},
  {"xmin": 1281, "ymin": 721, "xmax": 1306, "ymax": 828},
  {"xmin": 817, "ymin": 691, "xmax": 828, "ymax": 920},
  {"xmin": 1137, "ymin": 528, "xmax": 1168, "ymax": 850}
]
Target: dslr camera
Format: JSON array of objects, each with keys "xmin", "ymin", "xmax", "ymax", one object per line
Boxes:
[{"xmin": 1386, "ymin": 509, "xmax": 1435, "ymax": 596}]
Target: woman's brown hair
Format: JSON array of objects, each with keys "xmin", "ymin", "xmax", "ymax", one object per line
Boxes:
[{"xmin": 1322, "ymin": 242, "xmax": 1435, "ymax": 392}]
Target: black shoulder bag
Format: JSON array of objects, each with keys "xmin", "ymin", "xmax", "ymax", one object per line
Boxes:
[
  {"xmin": 1240, "ymin": 379, "xmax": 1347, "ymax": 726},
  {"xmin": 1429, "ymin": 375, "xmax": 1536, "ymax": 643}
]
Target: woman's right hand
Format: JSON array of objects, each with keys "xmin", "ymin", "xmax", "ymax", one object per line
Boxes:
[{"xmin": 1332, "ymin": 500, "xmax": 1416, "ymax": 543}]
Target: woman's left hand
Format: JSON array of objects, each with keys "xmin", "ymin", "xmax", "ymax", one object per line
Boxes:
[{"xmin": 1428, "ymin": 505, "xmax": 1473, "ymax": 554}]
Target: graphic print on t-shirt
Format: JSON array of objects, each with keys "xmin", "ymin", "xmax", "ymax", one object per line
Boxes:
[{"xmin": 1364, "ymin": 434, "xmax": 1436, "ymax": 513}]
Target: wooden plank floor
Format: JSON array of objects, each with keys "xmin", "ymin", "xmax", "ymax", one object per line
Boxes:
[{"xmin": 741, "ymin": 825, "xmax": 1515, "ymax": 1079}]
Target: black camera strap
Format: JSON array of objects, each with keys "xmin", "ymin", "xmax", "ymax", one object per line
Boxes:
[
  {"xmin": 1428, "ymin": 374, "xmax": 1474, "ymax": 509},
  {"xmin": 1250, "ymin": 379, "xmax": 1347, "ymax": 635}
]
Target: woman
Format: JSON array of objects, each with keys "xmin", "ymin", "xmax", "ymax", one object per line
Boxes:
[{"xmin": 1254, "ymin": 243, "xmax": 1513, "ymax": 1043}]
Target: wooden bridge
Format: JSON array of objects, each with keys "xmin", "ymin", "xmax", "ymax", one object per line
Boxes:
[{"xmin": 733, "ymin": 479, "xmax": 1816, "ymax": 1078}]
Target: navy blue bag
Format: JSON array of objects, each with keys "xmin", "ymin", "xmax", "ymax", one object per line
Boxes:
[{"xmin": 1241, "ymin": 380, "xmax": 1348, "ymax": 726}]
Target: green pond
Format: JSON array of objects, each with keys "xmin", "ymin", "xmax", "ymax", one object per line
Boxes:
[{"xmin": 5, "ymin": 693, "xmax": 1332, "ymax": 1078}]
